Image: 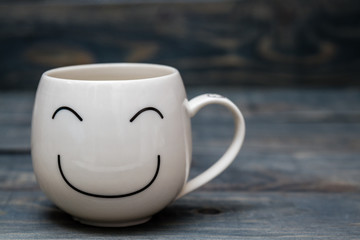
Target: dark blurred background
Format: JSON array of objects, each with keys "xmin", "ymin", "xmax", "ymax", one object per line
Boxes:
[{"xmin": 0, "ymin": 0, "xmax": 359, "ymax": 90}]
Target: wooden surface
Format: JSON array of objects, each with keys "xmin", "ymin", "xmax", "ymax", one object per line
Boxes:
[
  {"xmin": 1, "ymin": 0, "xmax": 360, "ymax": 89},
  {"xmin": 1, "ymin": 88, "xmax": 360, "ymax": 239}
]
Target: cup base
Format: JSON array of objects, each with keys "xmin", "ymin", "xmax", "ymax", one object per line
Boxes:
[{"xmin": 73, "ymin": 216, "xmax": 151, "ymax": 227}]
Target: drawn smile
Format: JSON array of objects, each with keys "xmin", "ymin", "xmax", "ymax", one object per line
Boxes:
[{"xmin": 57, "ymin": 154, "xmax": 161, "ymax": 198}]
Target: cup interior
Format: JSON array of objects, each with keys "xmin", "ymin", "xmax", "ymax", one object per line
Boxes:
[{"xmin": 45, "ymin": 64, "xmax": 177, "ymax": 81}]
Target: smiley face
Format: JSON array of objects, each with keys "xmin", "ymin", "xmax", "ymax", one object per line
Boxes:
[
  {"xmin": 52, "ymin": 106, "xmax": 164, "ymax": 198},
  {"xmin": 31, "ymin": 65, "xmax": 193, "ymax": 225}
]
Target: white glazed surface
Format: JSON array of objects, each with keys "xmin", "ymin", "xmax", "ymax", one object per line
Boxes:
[
  {"xmin": 31, "ymin": 63, "xmax": 245, "ymax": 226},
  {"xmin": 32, "ymin": 64, "xmax": 191, "ymax": 225}
]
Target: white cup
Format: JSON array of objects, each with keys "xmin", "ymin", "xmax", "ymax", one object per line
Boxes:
[{"xmin": 31, "ymin": 63, "xmax": 245, "ymax": 227}]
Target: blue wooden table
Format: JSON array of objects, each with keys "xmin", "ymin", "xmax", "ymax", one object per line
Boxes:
[{"xmin": 1, "ymin": 88, "xmax": 359, "ymax": 239}]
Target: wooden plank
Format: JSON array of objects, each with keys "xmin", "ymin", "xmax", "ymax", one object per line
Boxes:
[
  {"xmin": 0, "ymin": 155, "xmax": 36, "ymax": 191},
  {"xmin": 187, "ymin": 89, "xmax": 360, "ymax": 193},
  {"xmin": 0, "ymin": 190, "xmax": 359, "ymax": 239},
  {"xmin": 3, "ymin": 89, "xmax": 359, "ymax": 125},
  {"xmin": 0, "ymin": 1, "xmax": 360, "ymax": 89},
  {"xmin": 1, "ymin": 120, "xmax": 358, "ymax": 153},
  {"xmin": 0, "ymin": 92, "xmax": 33, "ymax": 152},
  {"xmin": 0, "ymin": 88, "xmax": 360, "ymax": 238},
  {"xmin": 1, "ymin": 144, "xmax": 359, "ymax": 193},
  {"xmin": 1, "ymin": 89, "xmax": 359, "ymax": 192},
  {"xmin": 1, "ymin": 88, "xmax": 359, "ymax": 152}
]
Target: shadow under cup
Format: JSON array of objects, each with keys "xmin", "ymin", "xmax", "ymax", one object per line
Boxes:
[{"xmin": 32, "ymin": 63, "xmax": 192, "ymax": 227}]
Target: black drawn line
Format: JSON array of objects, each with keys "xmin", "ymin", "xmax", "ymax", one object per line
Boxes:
[
  {"xmin": 52, "ymin": 106, "xmax": 83, "ymax": 121},
  {"xmin": 130, "ymin": 107, "xmax": 163, "ymax": 122},
  {"xmin": 58, "ymin": 154, "xmax": 160, "ymax": 198}
]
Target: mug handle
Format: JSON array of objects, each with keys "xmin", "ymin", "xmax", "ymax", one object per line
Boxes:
[{"xmin": 176, "ymin": 94, "xmax": 246, "ymax": 199}]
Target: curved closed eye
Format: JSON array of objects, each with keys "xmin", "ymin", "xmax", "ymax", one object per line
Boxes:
[
  {"xmin": 130, "ymin": 107, "xmax": 164, "ymax": 122},
  {"xmin": 52, "ymin": 106, "xmax": 83, "ymax": 121}
]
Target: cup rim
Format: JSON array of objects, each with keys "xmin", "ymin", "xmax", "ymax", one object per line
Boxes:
[{"xmin": 43, "ymin": 63, "xmax": 179, "ymax": 82}]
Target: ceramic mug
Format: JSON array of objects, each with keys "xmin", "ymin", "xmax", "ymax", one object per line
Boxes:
[{"xmin": 31, "ymin": 63, "xmax": 245, "ymax": 227}]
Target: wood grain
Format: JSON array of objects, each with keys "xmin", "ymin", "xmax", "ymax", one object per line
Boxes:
[
  {"xmin": 0, "ymin": 88, "xmax": 359, "ymax": 238},
  {"xmin": 0, "ymin": 191, "xmax": 359, "ymax": 239},
  {"xmin": 1, "ymin": 88, "xmax": 360, "ymax": 193}
]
